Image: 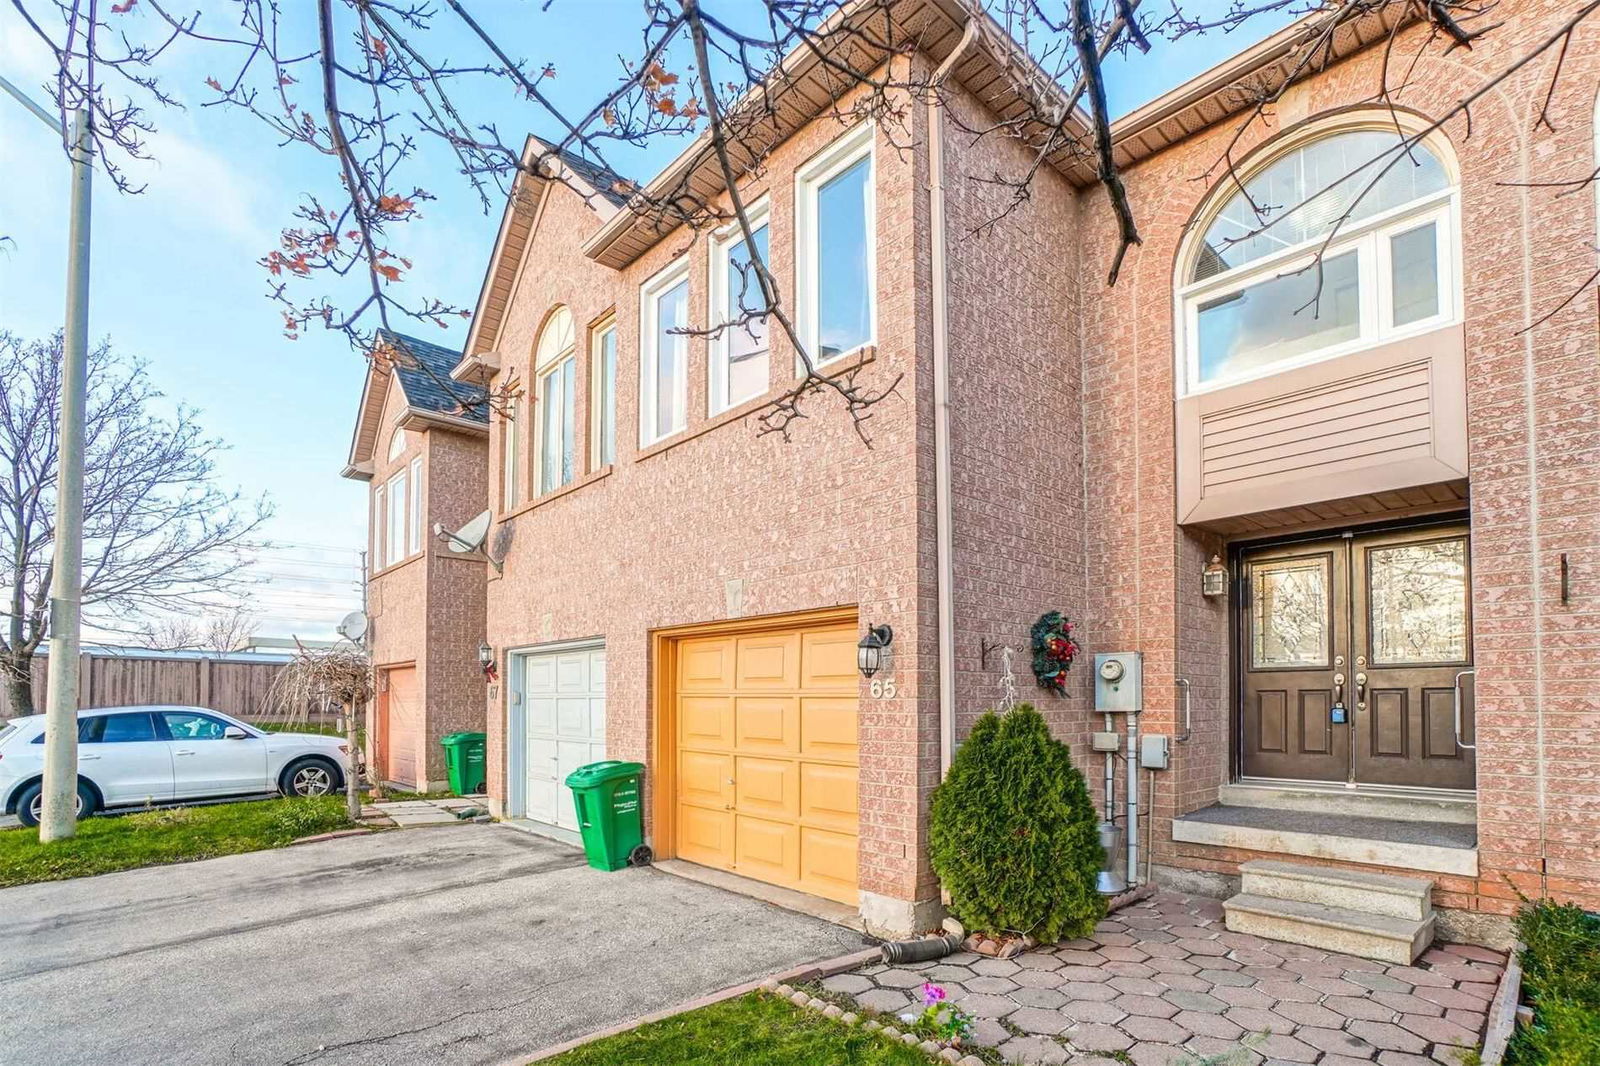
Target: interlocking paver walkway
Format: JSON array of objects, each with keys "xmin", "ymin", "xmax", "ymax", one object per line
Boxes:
[{"xmin": 826, "ymin": 890, "xmax": 1504, "ymax": 1065}]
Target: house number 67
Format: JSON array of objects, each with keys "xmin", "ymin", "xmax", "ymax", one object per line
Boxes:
[{"xmin": 869, "ymin": 679, "xmax": 897, "ymax": 699}]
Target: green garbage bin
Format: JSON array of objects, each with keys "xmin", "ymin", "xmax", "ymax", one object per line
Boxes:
[
  {"xmin": 565, "ymin": 760, "xmax": 648, "ymax": 871},
  {"xmin": 440, "ymin": 732, "xmax": 487, "ymax": 795}
]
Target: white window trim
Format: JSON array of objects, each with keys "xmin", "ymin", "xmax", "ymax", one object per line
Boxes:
[
  {"xmin": 1176, "ymin": 187, "xmax": 1460, "ymax": 397},
  {"xmin": 794, "ymin": 121, "xmax": 876, "ymax": 371},
  {"xmin": 372, "ymin": 485, "xmax": 386, "ymax": 568},
  {"xmin": 385, "ymin": 470, "xmax": 406, "ymax": 568},
  {"xmin": 408, "ymin": 456, "xmax": 423, "ymax": 556},
  {"xmin": 502, "ymin": 400, "xmax": 520, "ymax": 512},
  {"xmin": 387, "ymin": 427, "xmax": 407, "ymax": 463},
  {"xmin": 590, "ymin": 319, "xmax": 617, "ymax": 469},
  {"xmin": 639, "ymin": 257, "xmax": 692, "ymax": 446},
  {"xmin": 537, "ymin": 355, "xmax": 575, "ymax": 495},
  {"xmin": 707, "ymin": 198, "xmax": 772, "ymax": 415}
]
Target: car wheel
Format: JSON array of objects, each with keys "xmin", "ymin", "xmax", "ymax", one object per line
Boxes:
[
  {"xmin": 283, "ymin": 758, "xmax": 340, "ymax": 798},
  {"xmin": 15, "ymin": 780, "xmax": 98, "ymax": 828}
]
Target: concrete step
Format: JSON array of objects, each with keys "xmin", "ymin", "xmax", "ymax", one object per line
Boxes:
[
  {"xmin": 1224, "ymin": 893, "xmax": 1435, "ymax": 964},
  {"xmin": 1219, "ymin": 783, "xmax": 1476, "ymax": 825},
  {"xmin": 1240, "ymin": 859, "xmax": 1434, "ymax": 921},
  {"xmin": 1171, "ymin": 803, "xmax": 1477, "ymax": 876}
]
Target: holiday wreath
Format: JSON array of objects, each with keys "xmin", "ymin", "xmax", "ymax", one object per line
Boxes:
[{"xmin": 1029, "ymin": 611, "xmax": 1080, "ymax": 695}]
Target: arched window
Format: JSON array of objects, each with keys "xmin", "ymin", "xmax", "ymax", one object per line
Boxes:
[
  {"xmin": 387, "ymin": 427, "xmax": 407, "ymax": 462},
  {"xmin": 1178, "ymin": 121, "xmax": 1458, "ymax": 394},
  {"xmin": 534, "ymin": 306, "xmax": 577, "ymax": 495}
]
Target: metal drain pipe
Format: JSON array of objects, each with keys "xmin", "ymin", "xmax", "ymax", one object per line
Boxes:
[{"xmin": 1126, "ymin": 710, "xmax": 1141, "ymax": 886}]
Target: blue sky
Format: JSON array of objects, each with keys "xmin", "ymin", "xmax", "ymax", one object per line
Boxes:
[{"xmin": 0, "ymin": 1, "xmax": 1290, "ymax": 642}]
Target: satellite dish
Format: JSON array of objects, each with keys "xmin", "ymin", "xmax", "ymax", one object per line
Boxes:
[
  {"xmin": 337, "ymin": 611, "xmax": 370, "ymax": 642},
  {"xmin": 442, "ymin": 509, "xmax": 492, "ymax": 554}
]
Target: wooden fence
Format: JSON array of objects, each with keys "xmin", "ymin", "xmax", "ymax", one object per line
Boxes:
[{"xmin": 27, "ymin": 648, "xmax": 299, "ymax": 722}]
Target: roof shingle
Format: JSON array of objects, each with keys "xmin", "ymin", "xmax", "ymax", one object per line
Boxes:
[{"xmin": 378, "ymin": 330, "xmax": 488, "ymax": 424}]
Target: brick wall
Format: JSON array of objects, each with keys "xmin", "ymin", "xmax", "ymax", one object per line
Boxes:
[
  {"xmin": 480, "ymin": 74, "xmax": 940, "ymax": 908},
  {"xmin": 1070, "ymin": 2, "xmax": 1600, "ymax": 916}
]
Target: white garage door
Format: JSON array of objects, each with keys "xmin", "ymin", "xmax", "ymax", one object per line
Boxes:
[{"xmin": 520, "ymin": 645, "xmax": 606, "ymax": 832}]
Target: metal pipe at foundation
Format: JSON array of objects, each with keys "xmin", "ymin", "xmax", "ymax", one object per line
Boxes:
[{"xmin": 1126, "ymin": 711, "xmax": 1141, "ymax": 887}]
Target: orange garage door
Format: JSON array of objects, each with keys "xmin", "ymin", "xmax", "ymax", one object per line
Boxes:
[
  {"xmin": 382, "ymin": 665, "xmax": 420, "ymax": 788},
  {"xmin": 673, "ymin": 622, "xmax": 860, "ymax": 904}
]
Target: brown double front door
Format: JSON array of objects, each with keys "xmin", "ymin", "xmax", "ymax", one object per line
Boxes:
[{"xmin": 1238, "ymin": 524, "xmax": 1476, "ymax": 791}]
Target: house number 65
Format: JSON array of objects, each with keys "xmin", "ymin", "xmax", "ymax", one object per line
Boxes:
[{"xmin": 869, "ymin": 679, "xmax": 897, "ymax": 699}]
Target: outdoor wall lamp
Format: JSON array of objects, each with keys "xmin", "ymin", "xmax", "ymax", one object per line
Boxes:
[
  {"xmin": 1201, "ymin": 555, "xmax": 1229, "ymax": 599},
  {"xmin": 857, "ymin": 624, "xmax": 893, "ymax": 679},
  {"xmin": 478, "ymin": 641, "xmax": 497, "ymax": 682}
]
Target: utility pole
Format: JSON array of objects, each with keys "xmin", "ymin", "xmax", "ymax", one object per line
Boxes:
[{"xmin": 0, "ymin": 74, "xmax": 93, "ymax": 841}]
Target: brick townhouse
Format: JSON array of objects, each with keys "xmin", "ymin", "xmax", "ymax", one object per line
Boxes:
[
  {"xmin": 343, "ymin": 331, "xmax": 489, "ymax": 790},
  {"xmin": 345, "ymin": 0, "xmax": 1599, "ymax": 946}
]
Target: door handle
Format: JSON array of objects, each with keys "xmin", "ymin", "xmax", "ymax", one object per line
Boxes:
[
  {"xmin": 80, "ymin": 753, "xmax": 101, "ymax": 761},
  {"xmin": 1332, "ymin": 673, "xmax": 1345, "ymax": 706},
  {"xmin": 1453, "ymin": 669, "xmax": 1476, "ymax": 750},
  {"xmin": 1354, "ymin": 672, "xmax": 1367, "ymax": 705},
  {"xmin": 174, "ymin": 749, "xmax": 196, "ymax": 756}
]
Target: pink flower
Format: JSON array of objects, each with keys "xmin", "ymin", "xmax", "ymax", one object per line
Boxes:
[{"xmin": 921, "ymin": 982, "xmax": 947, "ymax": 1007}]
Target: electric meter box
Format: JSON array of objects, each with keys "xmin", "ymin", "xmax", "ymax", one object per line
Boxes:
[{"xmin": 1094, "ymin": 652, "xmax": 1143, "ymax": 713}]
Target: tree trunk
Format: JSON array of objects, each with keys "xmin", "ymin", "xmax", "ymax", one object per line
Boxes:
[
  {"xmin": 345, "ymin": 698, "xmax": 362, "ymax": 824},
  {"xmin": 2, "ymin": 653, "xmax": 36, "ymax": 720}
]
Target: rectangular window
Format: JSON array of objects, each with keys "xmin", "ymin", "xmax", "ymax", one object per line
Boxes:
[
  {"xmin": 408, "ymin": 457, "xmax": 423, "ymax": 555},
  {"xmin": 640, "ymin": 260, "xmax": 690, "ymax": 445},
  {"xmin": 591, "ymin": 321, "xmax": 616, "ymax": 468},
  {"xmin": 796, "ymin": 123, "xmax": 874, "ymax": 366},
  {"xmin": 1196, "ymin": 251, "xmax": 1360, "ymax": 387},
  {"xmin": 1389, "ymin": 221, "xmax": 1440, "ymax": 327},
  {"xmin": 1251, "ymin": 556, "xmax": 1332, "ymax": 669},
  {"xmin": 502, "ymin": 400, "xmax": 520, "ymax": 511},
  {"xmin": 539, "ymin": 356, "xmax": 576, "ymax": 493},
  {"xmin": 372, "ymin": 486, "xmax": 385, "ymax": 567},
  {"xmin": 386, "ymin": 471, "xmax": 406, "ymax": 567},
  {"xmin": 709, "ymin": 202, "xmax": 771, "ymax": 413}
]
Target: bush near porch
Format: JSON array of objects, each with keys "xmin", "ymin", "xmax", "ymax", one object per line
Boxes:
[
  {"xmin": 1507, "ymin": 899, "xmax": 1600, "ymax": 1065},
  {"xmin": 0, "ymin": 796, "xmax": 352, "ymax": 887},
  {"xmin": 927, "ymin": 704, "xmax": 1104, "ymax": 944}
]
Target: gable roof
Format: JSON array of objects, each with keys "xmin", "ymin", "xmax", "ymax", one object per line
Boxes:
[
  {"xmin": 452, "ymin": 138, "xmax": 632, "ymax": 379},
  {"xmin": 382, "ymin": 330, "xmax": 489, "ymax": 421},
  {"xmin": 342, "ymin": 331, "xmax": 488, "ymax": 480}
]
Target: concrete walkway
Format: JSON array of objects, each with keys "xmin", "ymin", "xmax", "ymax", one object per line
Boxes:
[
  {"xmin": 829, "ymin": 890, "xmax": 1502, "ymax": 1065},
  {"xmin": 362, "ymin": 793, "xmax": 489, "ymax": 827},
  {"xmin": 0, "ymin": 823, "xmax": 866, "ymax": 1066}
]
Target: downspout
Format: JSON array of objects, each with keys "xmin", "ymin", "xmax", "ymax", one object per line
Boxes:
[{"xmin": 930, "ymin": 19, "xmax": 977, "ymax": 777}]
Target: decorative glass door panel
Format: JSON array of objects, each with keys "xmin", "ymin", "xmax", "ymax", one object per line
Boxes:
[{"xmin": 1238, "ymin": 524, "xmax": 1475, "ymax": 790}]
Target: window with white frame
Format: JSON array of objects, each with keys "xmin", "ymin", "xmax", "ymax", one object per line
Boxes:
[
  {"xmin": 591, "ymin": 319, "xmax": 617, "ymax": 468},
  {"xmin": 796, "ymin": 123, "xmax": 874, "ymax": 366},
  {"xmin": 385, "ymin": 471, "xmax": 406, "ymax": 568},
  {"xmin": 372, "ymin": 485, "xmax": 385, "ymax": 567},
  {"xmin": 534, "ymin": 307, "xmax": 577, "ymax": 494},
  {"xmin": 1178, "ymin": 125, "xmax": 1457, "ymax": 395},
  {"xmin": 502, "ymin": 398, "xmax": 520, "ymax": 511},
  {"xmin": 408, "ymin": 456, "xmax": 423, "ymax": 555},
  {"xmin": 640, "ymin": 259, "xmax": 690, "ymax": 445},
  {"xmin": 709, "ymin": 200, "xmax": 771, "ymax": 413},
  {"xmin": 387, "ymin": 428, "xmax": 407, "ymax": 462}
]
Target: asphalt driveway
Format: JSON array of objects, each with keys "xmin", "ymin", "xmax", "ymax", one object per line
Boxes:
[{"xmin": 0, "ymin": 824, "xmax": 867, "ymax": 1066}]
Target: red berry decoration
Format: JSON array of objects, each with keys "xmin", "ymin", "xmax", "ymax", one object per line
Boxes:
[{"xmin": 1029, "ymin": 611, "xmax": 1080, "ymax": 696}]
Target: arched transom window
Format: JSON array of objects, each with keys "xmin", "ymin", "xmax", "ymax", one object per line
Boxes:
[
  {"xmin": 534, "ymin": 306, "xmax": 577, "ymax": 495},
  {"xmin": 1179, "ymin": 123, "xmax": 1458, "ymax": 394}
]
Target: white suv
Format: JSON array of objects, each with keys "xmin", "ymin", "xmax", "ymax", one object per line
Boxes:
[{"xmin": 0, "ymin": 706, "xmax": 353, "ymax": 827}]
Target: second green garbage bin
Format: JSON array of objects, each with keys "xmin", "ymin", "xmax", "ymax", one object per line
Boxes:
[
  {"xmin": 440, "ymin": 732, "xmax": 487, "ymax": 795},
  {"xmin": 565, "ymin": 760, "xmax": 646, "ymax": 871}
]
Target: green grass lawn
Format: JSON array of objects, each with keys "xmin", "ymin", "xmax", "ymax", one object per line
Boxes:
[
  {"xmin": 540, "ymin": 992, "xmax": 935, "ymax": 1066},
  {"xmin": 0, "ymin": 796, "xmax": 354, "ymax": 888}
]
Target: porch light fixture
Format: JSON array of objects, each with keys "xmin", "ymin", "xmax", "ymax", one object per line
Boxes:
[
  {"xmin": 857, "ymin": 624, "xmax": 893, "ymax": 679},
  {"xmin": 1201, "ymin": 555, "xmax": 1229, "ymax": 599},
  {"xmin": 478, "ymin": 641, "xmax": 494, "ymax": 667}
]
